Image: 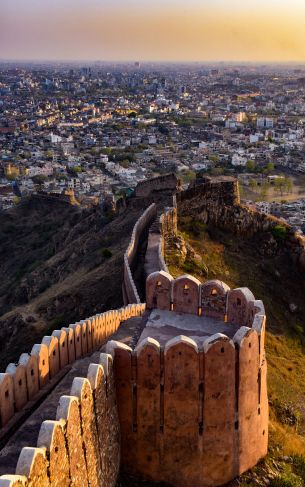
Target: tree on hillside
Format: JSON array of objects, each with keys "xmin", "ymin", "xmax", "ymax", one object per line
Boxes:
[
  {"xmin": 274, "ymin": 177, "xmax": 293, "ymax": 196},
  {"xmin": 260, "ymin": 180, "xmax": 270, "ymax": 199},
  {"xmin": 119, "ymin": 159, "xmax": 130, "ymax": 169},
  {"xmin": 264, "ymin": 162, "xmax": 275, "ymax": 174},
  {"xmin": 246, "ymin": 160, "xmax": 256, "ymax": 172},
  {"xmin": 249, "ymin": 179, "xmax": 258, "ymax": 192}
]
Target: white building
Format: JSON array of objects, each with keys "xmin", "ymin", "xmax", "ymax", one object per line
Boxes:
[
  {"xmin": 231, "ymin": 153, "xmax": 247, "ymax": 167},
  {"xmin": 257, "ymin": 117, "xmax": 274, "ymax": 129},
  {"xmin": 50, "ymin": 132, "xmax": 62, "ymax": 144}
]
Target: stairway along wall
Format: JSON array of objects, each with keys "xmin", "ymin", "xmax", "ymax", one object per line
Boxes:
[{"xmin": 0, "ymin": 353, "xmax": 120, "ymax": 487}]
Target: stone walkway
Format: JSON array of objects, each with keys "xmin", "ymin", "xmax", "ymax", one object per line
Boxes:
[
  {"xmin": 144, "ymin": 232, "xmax": 161, "ymax": 278},
  {"xmin": 138, "ymin": 309, "xmax": 240, "ymax": 347}
]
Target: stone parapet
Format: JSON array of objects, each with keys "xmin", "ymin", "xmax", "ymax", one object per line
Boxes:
[
  {"xmin": 108, "ymin": 313, "xmax": 268, "ymax": 486},
  {"xmin": 123, "ymin": 204, "xmax": 157, "ymax": 304},
  {"xmin": 0, "ymin": 304, "xmax": 146, "ymax": 431},
  {"xmin": 0, "ymin": 353, "xmax": 120, "ymax": 487}
]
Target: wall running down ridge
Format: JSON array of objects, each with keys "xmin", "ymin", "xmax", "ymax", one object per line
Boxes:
[
  {"xmin": 0, "ymin": 303, "xmax": 146, "ymax": 431},
  {"xmin": 0, "ymin": 353, "xmax": 121, "ymax": 487},
  {"xmin": 123, "ymin": 203, "xmax": 157, "ymax": 304}
]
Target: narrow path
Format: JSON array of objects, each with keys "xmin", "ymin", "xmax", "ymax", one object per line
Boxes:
[
  {"xmin": 143, "ymin": 215, "xmax": 162, "ymax": 280},
  {"xmin": 132, "ymin": 236, "xmax": 148, "ymax": 303}
]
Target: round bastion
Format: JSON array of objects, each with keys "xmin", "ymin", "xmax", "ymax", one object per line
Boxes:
[{"xmin": 108, "ymin": 270, "xmax": 268, "ymax": 487}]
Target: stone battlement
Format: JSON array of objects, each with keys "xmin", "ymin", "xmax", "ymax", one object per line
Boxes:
[
  {"xmin": 108, "ymin": 318, "xmax": 268, "ymax": 486},
  {"xmin": 0, "ymin": 352, "xmax": 120, "ymax": 487},
  {"xmin": 134, "ymin": 173, "xmax": 181, "ymax": 198},
  {"xmin": 106, "ymin": 270, "xmax": 268, "ymax": 486},
  {"xmin": 123, "ymin": 203, "xmax": 157, "ymax": 303},
  {"xmin": 146, "ymin": 271, "xmax": 265, "ymax": 331},
  {"xmin": 0, "ymin": 304, "xmax": 146, "ymax": 433}
]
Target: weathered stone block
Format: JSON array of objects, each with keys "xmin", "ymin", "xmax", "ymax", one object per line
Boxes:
[{"xmin": 16, "ymin": 447, "xmax": 49, "ymax": 487}]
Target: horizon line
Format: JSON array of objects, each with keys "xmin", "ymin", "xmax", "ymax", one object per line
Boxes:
[{"xmin": 1, "ymin": 58, "xmax": 305, "ymax": 66}]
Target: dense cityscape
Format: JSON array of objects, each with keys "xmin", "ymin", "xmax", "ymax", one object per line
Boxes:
[{"xmin": 1, "ymin": 62, "xmax": 305, "ymax": 232}]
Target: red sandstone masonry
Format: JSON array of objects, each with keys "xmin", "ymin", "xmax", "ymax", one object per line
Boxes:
[
  {"xmin": 0, "ymin": 353, "xmax": 120, "ymax": 487},
  {"xmin": 135, "ymin": 338, "xmax": 161, "ymax": 479},
  {"xmin": 5, "ymin": 364, "xmax": 27, "ymax": 413},
  {"xmin": 109, "ymin": 322, "xmax": 267, "ymax": 487},
  {"xmin": 146, "ymin": 271, "xmax": 265, "ymax": 339},
  {"xmin": 123, "ymin": 203, "xmax": 157, "ymax": 304},
  {"xmin": 105, "ymin": 268, "xmax": 268, "ymax": 487},
  {"xmin": 146, "ymin": 270, "xmax": 173, "ymax": 310},
  {"xmin": 0, "ymin": 304, "xmax": 146, "ymax": 430},
  {"xmin": 172, "ymin": 275, "xmax": 201, "ymax": 314},
  {"xmin": 202, "ymin": 335, "xmax": 236, "ymax": 485},
  {"xmin": 163, "ymin": 337, "xmax": 200, "ymax": 486}
]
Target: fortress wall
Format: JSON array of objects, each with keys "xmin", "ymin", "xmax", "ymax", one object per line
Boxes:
[
  {"xmin": 0, "ymin": 353, "xmax": 121, "ymax": 487},
  {"xmin": 0, "ymin": 304, "xmax": 146, "ymax": 431},
  {"xmin": 177, "ymin": 180, "xmax": 305, "ymax": 272},
  {"xmin": 109, "ymin": 329, "xmax": 267, "ymax": 487},
  {"xmin": 134, "ymin": 174, "xmax": 180, "ymax": 198},
  {"xmin": 177, "ymin": 178, "xmax": 240, "ymax": 216},
  {"xmin": 146, "ymin": 272, "xmax": 265, "ymax": 343},
  {"xmin": 123, "ymin": 203, "xmax": 157, "ymax": 304},
  {"xmin": 234, "ymin": 327, "xmax": 268, "ymax": 474}
]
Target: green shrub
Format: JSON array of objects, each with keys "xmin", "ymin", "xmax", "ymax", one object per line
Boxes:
[
  {"xmin": 269, "ymin": 474, "xmax": 303, "ymax": 487},
  {"xmin": 292, "ymin": 455, "xmax": 305, "ymax": 480},
  {"xmin": 182, "ymin": 261, "xmax": 195, "ymax": 273},
  {"xmin": 272, "ymin": 225, "xmax": 288, "ymax": 240},
  {"xmin": 183, "ymin": 220, "xmax": 207, "ymax": 237}
]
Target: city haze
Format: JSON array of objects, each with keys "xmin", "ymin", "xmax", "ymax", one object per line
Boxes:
[{"xmin": 1, "ymin": 0, "xmax": 305, "ymax": 62}]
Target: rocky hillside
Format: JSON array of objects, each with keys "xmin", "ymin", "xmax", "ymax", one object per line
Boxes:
[{"xmin": 0, "ymin": 196, "xmax": 142, "ymax": 368}]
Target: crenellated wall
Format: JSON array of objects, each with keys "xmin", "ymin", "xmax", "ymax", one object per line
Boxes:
[
  {"xmin": 0, "ymin": 303, "xmax": 146, "ymax": 431},
  {"xmin": 123, "ymin": 203, "xmax": 157, "ymax": 304},
  {"xmin": 146, "ymin": 270, "xmax": 264, "ymax": 321},
  {"xmin": 0, "ymin": 178, "xmax": 274, "ymax": 487},
  {"xmin": 107, "ymin": 328, "xmax": 267, "ymax": 487},
  {"xmin": 0, "ymin": 353, "xmax": 120, "ymax": 487},
  {"xmin": 134, "ymin": 173, "xmax": 180, "ymax": 198},
  {"xmin": 107, "ymin": 272, "xmax": 268, "ymax": 487}
]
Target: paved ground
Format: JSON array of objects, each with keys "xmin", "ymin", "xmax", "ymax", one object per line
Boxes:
[
  {"xmin": 144, "ymin": 232, "xmax": 161, "ymax": 279},
  {"xmin": 137, "ymin": 309, "xmax": 240, "ymax": 347}
]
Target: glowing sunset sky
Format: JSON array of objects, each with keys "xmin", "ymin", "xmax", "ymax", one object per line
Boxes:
[{"xmin": 1, "ymin": 0, "xmax": 305, "ymax": 62}]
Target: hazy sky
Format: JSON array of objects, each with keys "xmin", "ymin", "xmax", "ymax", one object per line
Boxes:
[{"xmin": 1, "ymin": 0, "xmax": 305, "ymax": 62}]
